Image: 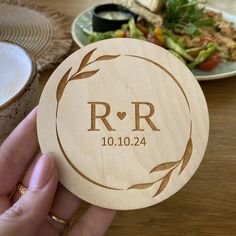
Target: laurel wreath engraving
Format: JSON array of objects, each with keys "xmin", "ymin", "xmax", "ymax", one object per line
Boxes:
[
  {"xmin": 56, "ymin": 48, "xmax": 120, "ymax": 104},
  {"xmin": 55, "ymin": 48, "xmax": 193, "ymax": 198},
  {"xmin": 55, "ymin": 48, "xmax": 121, "ymax": 190},
  {"xmin": 128, "ymin": 124, "xmax": 193, "ymax": 197}
]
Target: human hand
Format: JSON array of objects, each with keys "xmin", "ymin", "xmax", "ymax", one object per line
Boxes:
[{"xmin": 0, "ymin": 108, "xmax": 116, "ymax": 236}]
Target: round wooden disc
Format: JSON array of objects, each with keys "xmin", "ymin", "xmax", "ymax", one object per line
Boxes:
[{"xmin": 37, "ymin": 38, "xmax": 209, "ymax": 210}]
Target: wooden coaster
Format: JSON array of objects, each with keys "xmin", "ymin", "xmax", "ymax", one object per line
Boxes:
[{"xmin": 37, "ymin": 38, "xmax": 209, "ymax": 210}]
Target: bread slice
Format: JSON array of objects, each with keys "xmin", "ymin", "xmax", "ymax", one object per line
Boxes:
[{"xmin": 135, "ymin": 0, "xmax": 164, "ymax": 12}]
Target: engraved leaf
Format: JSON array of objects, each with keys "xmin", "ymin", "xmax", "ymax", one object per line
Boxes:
[
  {"xmin": 153, "ymin": 170, "xmax": 173, "ymax": 197},
  {"xmin": 128, "ymin": 182, "xmax": 154, "ymax": 190},
  {"xmin": 95, "ymin": 55, "xmax": 120, "ymax": 61},
  {"xmin": 56, "ymin": 67, "xmax": 72, "ymax": 102},
  {"xmin": 78, "ymin": 48, "xmax": 97, "ymax": 72},
  {"xmin": 179, "ymin": 137, "xmax": 193, "ymax": 175},
  {"xmin": 150, "ymin": 161, "xmax": 179, "ymax": 173},
  {"xmin": 70, "ymin": 69, "xmax": 100, "ymax": 81}
]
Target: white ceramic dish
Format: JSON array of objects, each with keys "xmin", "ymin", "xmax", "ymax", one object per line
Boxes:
[{"xmin": 71, "ymin": 6, "xmax": 236, "ymax": 81}]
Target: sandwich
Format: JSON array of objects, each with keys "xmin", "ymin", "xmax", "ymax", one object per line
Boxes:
[
  {"xmin": 135, "ymin": 0, "xmax": 165, "ymax": 13},
  {"xmin": 114, "ymin": 0, "xmax": 163, "ymax": 26}
]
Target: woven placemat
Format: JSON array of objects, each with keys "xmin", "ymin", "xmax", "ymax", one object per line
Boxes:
[{"xmin": 0, "ymin": 0, "xmax": 73, "ymax": 71}]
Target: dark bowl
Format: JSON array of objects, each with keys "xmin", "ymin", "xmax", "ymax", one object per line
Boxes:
[{"xmin": 92, "ymin": 3, "xmax": 136, "ymax": 32}]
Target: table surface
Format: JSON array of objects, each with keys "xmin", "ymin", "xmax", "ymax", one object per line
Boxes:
[{"xmin": 35, "ymin": 0, "xmax": 236, "ymax": 235}]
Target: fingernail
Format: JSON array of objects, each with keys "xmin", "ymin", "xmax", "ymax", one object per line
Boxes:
[{"xmin": 29, "ymin": 154, "xmax": 54, "ymax": 189}]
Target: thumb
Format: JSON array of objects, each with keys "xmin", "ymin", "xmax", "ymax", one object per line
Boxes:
[{"xmin": 0, "ymin": 154, "xmax": 58, "ymax": 236}]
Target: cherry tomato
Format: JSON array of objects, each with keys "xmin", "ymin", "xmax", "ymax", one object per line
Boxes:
[
  {"xmin": 200, "ymin": 35, "xmax": 215, "ymax": 46},
  {"xmin": 198, "ymin": 53, "xmax": 221, "ymax": 71},
  {"xmin": 189, "ymin": 48, "xmax": 203, "ymax": 58}
]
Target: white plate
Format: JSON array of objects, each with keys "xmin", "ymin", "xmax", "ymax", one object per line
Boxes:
[{"xmin": 71, "ymin": 6, "xmax": 236, "ymax": 81}]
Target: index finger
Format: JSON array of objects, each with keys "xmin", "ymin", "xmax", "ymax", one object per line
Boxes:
[{"xmin": 0, "ymin": 108, "xmax": 39, "ymax": 196}]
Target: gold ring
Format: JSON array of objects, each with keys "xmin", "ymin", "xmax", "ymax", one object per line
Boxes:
[
  {"xmin": 8, "ymin": 183, "xmax": 27, "ymax": 199},
  {"xmin": 49, "ymin": 213, "xmax": 70, "ymax": 225},
  {"xmin": 16, "ymin": 183, "xmax": 27, "ymax": 197}
]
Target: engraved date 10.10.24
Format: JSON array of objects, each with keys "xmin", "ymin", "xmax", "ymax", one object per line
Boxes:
[{"xmin": 101, "ymin": 136, "xmax": 146, "ymax": 147}]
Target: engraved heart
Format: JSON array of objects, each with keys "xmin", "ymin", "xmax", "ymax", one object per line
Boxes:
[{"xmin": 117, "ymin": 112, "xmax": 126, "ymax": 120}]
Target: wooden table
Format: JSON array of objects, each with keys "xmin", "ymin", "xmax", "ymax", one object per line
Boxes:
[{"xmin": 36, "ymin": 0, "xmax": 236, "ymax": 235}]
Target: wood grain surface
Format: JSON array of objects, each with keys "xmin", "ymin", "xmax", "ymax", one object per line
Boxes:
[
  {"xmin": 35, "ymin": 0, "xmax": 236, "ymax": 235},
  {"xmin": 37, "ymin": 39, "xmax": 209, "ymax": 210}
]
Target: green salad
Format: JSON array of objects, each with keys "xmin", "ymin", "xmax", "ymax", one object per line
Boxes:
[{"xmin": 88, "ymin": 0, "xmax": 236, "ymax": 71}]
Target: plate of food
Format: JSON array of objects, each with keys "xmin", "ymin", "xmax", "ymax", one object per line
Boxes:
[{"xmin": 71, "ymin": 0, "xmax": 236, "ymax": 81}]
